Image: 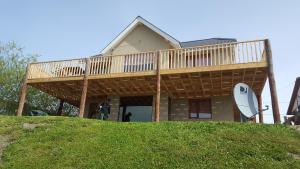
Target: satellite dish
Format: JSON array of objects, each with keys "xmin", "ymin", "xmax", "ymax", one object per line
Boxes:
[{"xmin": 233, "ymin": 83, "xmax": 258, "ymax": 119}]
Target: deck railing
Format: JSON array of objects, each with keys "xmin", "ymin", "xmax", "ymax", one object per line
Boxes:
[{"xmin": 27, "ymin": 39, "xmax": 266, "ymax": 80}]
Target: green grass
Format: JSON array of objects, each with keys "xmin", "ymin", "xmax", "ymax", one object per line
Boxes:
[{"xmin": 0, "ymin": 116, "xmax": 300, "ymax": 169}]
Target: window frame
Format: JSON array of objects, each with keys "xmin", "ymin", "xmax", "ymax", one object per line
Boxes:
[{"xmin": 189, "ymin": 98, "xmax": 212, "ymax": 119}]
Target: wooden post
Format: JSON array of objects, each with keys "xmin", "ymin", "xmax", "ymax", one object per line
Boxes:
[
  {"xmin": 258, "ymin": 95, "xmax": 263, "ymax": 123},
  {"xmin": 264, "ymin": 39, "xmax": 281, "ymax": 123},
  {"xmin": 57, "ymin": 99, "xmax": 64, "ymax": 116},
  {"xmin": 16, "ymin": 65, "xmax": 30, "ymax": 116},
  {"xmin": 79, "ymin": 58, "xmax": 90, "ymax": 118},
  {"xmin": 155, "ymin": 51, "xmax": 161, "ymax": 122}
]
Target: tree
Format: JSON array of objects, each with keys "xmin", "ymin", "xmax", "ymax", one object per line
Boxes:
[{"xmin": 0, "ymin": 41, "xmax": 78, "ymax": 116}]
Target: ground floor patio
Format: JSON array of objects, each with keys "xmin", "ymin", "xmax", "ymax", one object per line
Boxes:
[{"xmin": 82, "ymin": 95, "xmax": 242, "ymax": 122}]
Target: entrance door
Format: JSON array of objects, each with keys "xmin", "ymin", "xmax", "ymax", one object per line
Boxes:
[
  {"xmin": 189, "ymin": 99, "xmax": 212, "ymax": 119},
  {"xmin": 119, "ymin": 96, "xmax": 153, "ymax": 122}
]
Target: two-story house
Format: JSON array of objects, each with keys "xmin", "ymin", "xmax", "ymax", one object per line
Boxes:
[{"xmin": 16, "ymin": 16, "xmax": 281, "ymax": 123}]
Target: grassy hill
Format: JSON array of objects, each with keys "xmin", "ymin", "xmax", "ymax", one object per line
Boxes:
[{"xmin": 0, "ymin": 116, "xmax": 300, "ymax": 169}]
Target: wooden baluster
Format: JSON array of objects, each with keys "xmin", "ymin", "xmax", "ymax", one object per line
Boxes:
[
  {"xmin": 242, "ymin": 43, "xmax": 245, "ymax": 63},
  {"xmin": 149, "ymin": 53, "xmax": 152, "ymax": 70},
  {"xmin": 70, "ymin": 63, "xmax": 73, "ymax": 76},
  {"xmin": 150, "ymin": 53, "xmax": 152, "ymax": 70},
  {"xmin": 90, "ymin": 58, "xmax": 94, "ymax": 75},
  {"xmin": 124, "ymin": 56, "xmax": 127, "ymax": 72},
  {"xmin": 136, "ymin": 54, "xmax": 139, "ymax": 72},
  {"xmin": 138, "ymin": 54, "xmax": 141, "ymax": 71},
  {"xmin": 110, "ymin": 57, "xmax": 114, "ymax": 73},
  {"xmin": 141, "ymin": 53, "xmax": 144, "ymax": 71},
  {"xmin": 202, "ymin": 48, "xmax": 204, "ymax": 66},
  {"xmin": 246, "ymin": 42, "xmax": 249, "ymax": 63},
  {"xmin": 139, "ymin": 54, "xmax": 142, "ymax": 71},
  {"xmin": 102, "ymin": 57, "xmax": 105, "ymax": 74},
  {"xmin": 154, "ymin": 52, "xmax": 157, "ymax": 70},
  {"xmin": 254, "ymin": 42, "xmax": 258, "ymax": 62},
  {"xmin": 259, "ymin": 41, "xmax": 263, "ymax": 61},
  {"xmin": 178, "ymin": 50, "xmax": 181, "ymax": 68},
  {"xmin": 96, "ymin": 56, "xmax": 103, "ymax": 75},
  {"xmin": 210, "ymin": 46, "xmax": 212, "ymax": 66},
  {"xmin": 144, "ymin": 54, "xmax": 147, "ymax": 71},
  {"xmin": 96, "ymin": 58, "xmax": 100, "ymax": 75},
  {"xmin": 128, "ymin": 55, "xmax": 132, "ymax": 72},
  {"xmin": 106, "ymin": 57, "xmax": 109, "ymax": 74},
  {"xmin": 109, "ymin": 57, "xmax": 112, "ymax": 74},
  {"xmin": 170, "ymin": 50, "xmax": 173, "ymax": 69},
  {"xmin": 225, "ymin": 45, "xmax": 228, "ymax": 64},
  {"xmin": 176, "ymin": 50, "xmax": 179, "ymax": 68},
  {"xmin": 67, "ymin": 62, "xmax": 70, "ymax": 77},
  {"xmin": 175, "ymin": 49, "xmax": 178, "ymax": 69},
  {"xmin": 114, "ymin": 56, "xmax": 117, "ymax": 73},
  {"xmin": 103, "ymin": 57, "xmax": 106, "ymax": 74},
  {"xmin": 60, "ymin": 62, "xmax": 63, "ymax": 77},
  {"xmin": 71, "ymin": 61, "xmax": 75, "ymax": 76},
  {"xmin": 206, "ymin": 47, "xmax": 209, "ymax": 66},
  {"xmin": 130, "ymin": 55, "xmax": 133, "ymax": 72},
  {"xmin": 227, "ymin": 44, "xmax": 229, "ymax": 64},
  {"xmin": 99, "ymin": 57, "xmax": 102, "ymax": 74},
  {"xmin": 226, "ymin": 44, "xmax": 231, "ymax": 64},
  {"xmin": 250, "ymin": 42, "xmax": 254, "ymax": 62},
  {"xmin": 192, "ymin": 48, "xmax": 194, "ymax": 67},
  {"xmin": 236, "ymin": 44, "xmax": 239, "ymax": 63},
  {"xmin": 134, "ymin": 54, "xmax": 137, "ymax": 72},
  {"xmin": 230, "ymin": 44, "xmax": 233, "ymax": 64},
  {"xmin": 93, "ymin": 58, "xmax": 97, "ymax": 75},
  {"xmin": 118, "ymin": 56, "xmax": 122, "ymax": 73},
  {"xmin": 213, "ymin": 46, "xmax": 216, "ymax": 66}
]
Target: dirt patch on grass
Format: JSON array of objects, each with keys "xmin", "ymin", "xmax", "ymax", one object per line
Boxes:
[
  {"xmin": 0, "ymin": 135, "xmax": 11, "ymax": 164},
  {"xmin": 294, "ymin": 125, "xmax": 300, "ymax": 134},
  {"xmin": 288, "ymin": 152, "xmax": 300, "ymax": 160},
  {"xmin": 290, "ymin": 125, "xmax": 300, "ymax": 134},
  {"xmin": 22, "ymin": 123, "xmax": 47, "ymax": 130}
]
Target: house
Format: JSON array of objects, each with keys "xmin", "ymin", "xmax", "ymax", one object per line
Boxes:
[
  {"xmin": 287, "ymin": 77, "xmax": 300, "ymax": 124},
  {"xmin": 16, "ymin": 16, "xmax": 281, "ymax": 123}
]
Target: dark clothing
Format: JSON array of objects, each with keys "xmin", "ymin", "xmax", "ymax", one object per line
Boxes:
[
  {"xmin": 98, "ymin": 102, "xmax": 110, "ymax": 120},
  {"xmin": 124, "ymin": 113, "xmax": 132, "ymax": 122}
]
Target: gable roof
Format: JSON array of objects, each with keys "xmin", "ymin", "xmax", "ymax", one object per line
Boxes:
[
  {"xmin": 180, "ymin": 38, "xmax": 237, "ymax": 48},
  {"xmin": 101, "ymin": 16, "xmax": 181, "ymax": 54}
]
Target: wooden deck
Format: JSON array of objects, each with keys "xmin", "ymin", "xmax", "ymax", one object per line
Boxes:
[{"xmin": 26, "ymin": 39, "xmax": 268, "ymax": 106}]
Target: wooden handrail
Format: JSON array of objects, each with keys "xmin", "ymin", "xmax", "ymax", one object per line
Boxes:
[{"xmin": 27, "ymin": 39, "xmax": 267, "ymax": 80}]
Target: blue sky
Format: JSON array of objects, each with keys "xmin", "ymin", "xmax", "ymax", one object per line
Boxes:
[{"xmin": 1, "ymin": 0, "xmax": 300, "ymax": 123}]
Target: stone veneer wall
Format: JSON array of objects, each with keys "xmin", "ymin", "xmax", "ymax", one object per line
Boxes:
[
  {"xmin": 169, "ymin": 96, "xmax": 234, "ymax": 121},
  {"xmin": 152, "ymin": 94, "xmax": 169, "ymax": 121},
  {"xmin": 108, "ymin": 96, "xmax": 120, "ymax": 121}
]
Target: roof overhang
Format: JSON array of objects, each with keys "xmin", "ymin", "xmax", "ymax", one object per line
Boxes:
[{"xmin": 101, "ymin": 16, "xmax": 181, "ymax": 54}]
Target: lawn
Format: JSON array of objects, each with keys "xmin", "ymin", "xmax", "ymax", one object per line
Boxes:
[{"xmin": 0, "ymin": 116, "xmax": 300, "ymax": 169}]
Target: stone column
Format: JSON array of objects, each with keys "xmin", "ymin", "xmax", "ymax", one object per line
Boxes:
[
  {"xmin": 108, "ymin": 96, "xmax": 120, "ymax": 121},
  {"xmin": 153, "ymin": 94, "xmax": 169, "ymax": 121}
]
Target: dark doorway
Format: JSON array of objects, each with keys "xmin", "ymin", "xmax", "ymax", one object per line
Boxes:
[{"xmin": 119, "ymin": 96, "xmax": 153, "ymax": 122}]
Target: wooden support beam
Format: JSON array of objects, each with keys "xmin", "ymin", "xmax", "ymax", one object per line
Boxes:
[
  {"xmin": 79, "ymin": 58, "xmax": 91, "ymax": 118},
  {"xmin": 155, "ymin": 51, "xmax": 161, "ymax": 122},
  {"xmin": 57, "ymin": 99, "xmax": 64, "ymax": 116},
  {"xmin": 16, "ymin": 65, "xmax": 30, "ymax": 116},
  {"xmin": 258, "ymin": 95, "xmax": 263, "ymax": 123},
  {"xmin": 264, "ymin": 39, "xmax": 281, "ymax": 123}
]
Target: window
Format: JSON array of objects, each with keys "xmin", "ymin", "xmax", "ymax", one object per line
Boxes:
[{"xmin": 189, "ymin": 99, "xmax": 212, "ymax": 119}]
